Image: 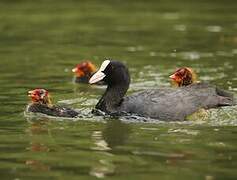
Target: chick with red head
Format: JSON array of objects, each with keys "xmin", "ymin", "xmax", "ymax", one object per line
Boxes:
[
  {"xmin": 72, "ymin": 61, "xmax": 97, "ymax": 83},
  {"xmin": 26, "ymin": 89, "xmax": 79, "ymax": 118},
  {"xmin": 170, "ymin": 67, "xmax": 197, "ymax": 87}
]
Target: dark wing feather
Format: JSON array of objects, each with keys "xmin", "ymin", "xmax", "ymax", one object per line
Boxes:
[
  {"xmin": 27, "ymin": 103, "xmax": 79, "ymax": 118},
  {"xmin": 120, "ymin": 83, "xmax": 235, "ymax": 120}
]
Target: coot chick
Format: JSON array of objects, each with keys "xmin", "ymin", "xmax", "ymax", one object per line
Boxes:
[
  {"xmin": 26, "ymin": 89, "xmax": 79, "ymax": 118},
  {"xmin": 170, "ymin": 67, "xmax": 197, "ymax": 87},
  {"xmin": 89, "ymin": 60, "xmax": 235, "ymax": 121},
  {"xmin": 72, "ymin": 61, "xmax": 105, "ymax": 85},
  {"xmin": 72, "ymin": 61, "xmax": 97, "ymax": 83}
]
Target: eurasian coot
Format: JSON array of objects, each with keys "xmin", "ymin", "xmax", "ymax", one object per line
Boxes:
[
  {"xmin": 89, "ymin": 60, "xmax": 235, "ymax": 121},
  {"xmin": 26, "ymin": 89, "xmax": 79, "ymax": 118}
]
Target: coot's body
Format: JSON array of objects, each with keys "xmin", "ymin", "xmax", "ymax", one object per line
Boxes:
[
  {"xmin": 89, "ymin": 60, "xmax": 235, "ymax": 121},
  {"xmin": 119, "ymin": 83, "xmax": 234, "ymax": 120}
]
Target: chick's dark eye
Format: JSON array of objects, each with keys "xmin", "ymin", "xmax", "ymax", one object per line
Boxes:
[{"xmin": 39, "ymin": 91, "xmax": 45, "ymax": 96}]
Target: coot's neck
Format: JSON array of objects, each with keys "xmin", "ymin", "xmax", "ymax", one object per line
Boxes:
[{"xmin": 96, "ymin": 81, "xmax": 129, "ymax": 113}]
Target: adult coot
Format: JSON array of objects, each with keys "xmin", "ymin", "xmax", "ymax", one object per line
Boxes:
[
  {"xmin": 89, "ymin": 60, "xmax": 235, "ymax": 121},
  {"xmin": 26, "ymin": 89, "xmax": 79, "ymax": 118}
]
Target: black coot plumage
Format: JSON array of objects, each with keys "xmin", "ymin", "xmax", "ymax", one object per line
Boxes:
[
  {"xmin": 89, "ymin": 60, "xmax": 235, "ymax": 121},
  {"xmin": 26, "ymin": 89, "xmax": 79, "ymax": 118}
]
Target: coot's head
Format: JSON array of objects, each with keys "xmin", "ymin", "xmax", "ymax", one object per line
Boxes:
[
  {"xmin": 28, "ymin": 89, "xmax": 52, "ymax": 105},
  {"xmin": 169, "ymin": 67, "xmax": 197, "ymax": 87},
  {"xmin": 89, "ymin": 60, "xmax": 130, "ymax": 86},
  {"xmin": 72, "ymin": 61, "xmax": 96, "ymax": 78}
]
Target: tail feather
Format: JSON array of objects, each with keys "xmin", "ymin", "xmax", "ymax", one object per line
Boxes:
[
  {"xmin": 215, "ymin": 87, "xmax": 236, "ymax": 106},
  {"xmin": 234, "ymin": 98, "xmax": 237, "ymax": 106},
  {"xmin": 218, "ymin": 96, "xmax": 235, "ymax": 106},
  {"xmin": 216, "ymin": 87, "xmax": 234, "ymax": 98}
]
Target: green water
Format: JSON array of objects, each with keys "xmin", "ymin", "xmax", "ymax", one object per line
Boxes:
[{"xmin": 0, "ymin": 0, "xmax": 237, "ymax": 179}]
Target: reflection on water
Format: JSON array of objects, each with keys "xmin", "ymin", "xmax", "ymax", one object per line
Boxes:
[
  {"xmin": 90, "ymin": 129, "xmax": 114, "ymax": 178},
  {"xmin": 103, "ymin": 119, "xmax": 132, "ymax": 148},
  {"xmin": 90, "ymin": 119, "xmax": 131, "ymax": 178},
  {"xmin": 91, "ymin": 131, "xmax": 111, "ymax": 151},
  {"xmin": 25, "ymin": 120, "xmax": 52, "ymax": 171}
]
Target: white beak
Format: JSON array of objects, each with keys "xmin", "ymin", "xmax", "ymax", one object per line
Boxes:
[
  {"xmin": 89, "ymin": 71, "xmax": 106, "ymax": 84},
  {"xmin": 89, "ymin": 59, "xmax": 110, "ymax": 84}
]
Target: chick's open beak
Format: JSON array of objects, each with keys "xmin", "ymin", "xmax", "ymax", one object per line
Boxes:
[
  {"xmin": 72, "ymin": 68, "xmax": 77, "ymax": 73},
  {"xmin": 72, "ymin": 68, "xmax": 85, "ymax": 77},
  {"xmin": 169, "ymin": 73, "xmax": 182, "ymax": 84},
  {"xmin": 28, "ymin": 90, "xmax": 34, "ymax": 97},
  {"xmin": 169, "ymin": 74, "xmax": 176, "ymax": 80},
  {"xmin": 28, "ymin": 90, "xmax": 40, "ymax": 102}
]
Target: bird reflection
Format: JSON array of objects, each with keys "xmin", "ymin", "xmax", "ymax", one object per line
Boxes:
[
  {"xmin": 25, "ymin": 119, "xmax": 51, "ymax": 171},
  {"xmin": 90, "ymin": 118, "xmax": 131, "ymax": 178},
  {"xmin": 102, "ymin": 119, "xmax": 131, "ymax": 148}
]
